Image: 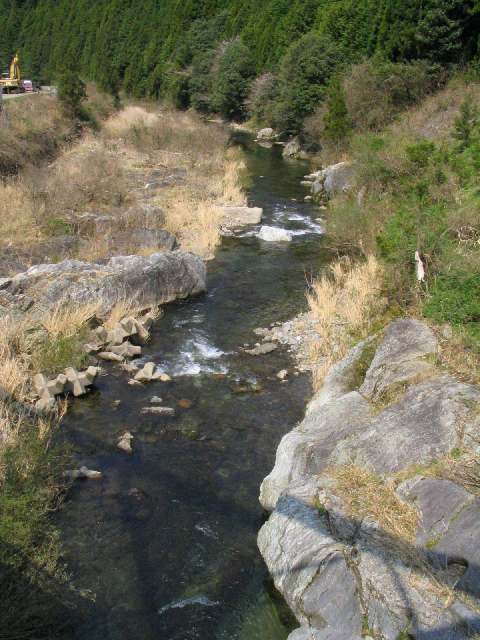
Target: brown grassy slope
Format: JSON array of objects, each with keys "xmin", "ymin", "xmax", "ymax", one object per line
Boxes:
[
  {"xmin": 0, "ymin": 95, "xmax": 72, "ymax": 175},
  {"xmin": 0, "ymin": 103, "xmax": 245, "ymax": 265}
]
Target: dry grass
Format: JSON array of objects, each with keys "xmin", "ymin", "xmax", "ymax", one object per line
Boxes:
[
  {"xmin": 0, "ymin": 95, "xmax": 72, "ymax": 175},
  {"xmin": 307, "ymin": 256, "xmax": 385, "ymax": 389},
  {"xmin": 40, "ymin": 302, "xmax": 99, "ymax": 339},
  {"xmin": 391, "ymin": 77, "xmax": 480, "ymax": 142},
  {"xmin": 436, "ymin": 325, "xmax": 480, "ymax": 385},
  {"xmin": 103, "ymin": 105, "xmax": 246, "ymax": 258},
  {"xmin": 0, "ymin": 179, "xmax": 40, "ymax": 248},
  {"xmin": 0, "ymin": 316, "xmax": 31, "ymax": 400},
  {"xmin": 104, "ymin": 105, "xmax": 159, "ymax": 138},
  {"xmin": 395, "ymin": 448, "xmax": 480, "ymax": 498},
  {"xmin": 0, "ymin": 98, "xmax": 244, "ymax": 261},
  {"xmin": 330, "ymin": 464, "xmax": 419, "ymax": 544}
]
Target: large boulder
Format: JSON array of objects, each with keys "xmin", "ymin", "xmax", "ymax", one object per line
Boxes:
[
  {"xmin": 329, "ymin": 375, "xmax": 480, "ymax": 473},
  {"xmin": 260, "ymin": 320, "xmax": 480, "ymax": 510},
  {"xmin": 398, "ymin": 476, "xmax": 480, "ymax": 598},
  {"xmin": 221, "ymin": 206, "xmax": 263, "ymax": 230},
  {"xmin": 260, "ymin": 477, "xmax": 480, "ymax": 640},
  {"xmin": 256, "ymin": 127, "xmax": 276, "ymax": 141},
  {"xmin": 311, "ymin": 162, "xmax": 354, "ymax": 202},
  {"xmin": 6, "ymin": 251, "xmax": 206, "ymax": 315},
  {"xmin": 359, "ymin": 319, "xmax": 438, "ymax": 402},
  {"xmin": 283, "ymin": 137, "xmax": 308, "ymax": 160}
]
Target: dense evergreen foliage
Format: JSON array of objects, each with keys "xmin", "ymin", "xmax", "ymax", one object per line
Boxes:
[{"xmin": 1, "ymin": 0, "xmax": 479, "ymax": 132}]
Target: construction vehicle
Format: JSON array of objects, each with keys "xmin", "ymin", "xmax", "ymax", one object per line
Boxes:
[{"xmin": 0, "ymin": 54, "xmax": 26, "ymax": 94}]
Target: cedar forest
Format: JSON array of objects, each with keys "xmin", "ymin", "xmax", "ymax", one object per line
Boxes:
[{"xmin": 2, "ymin": 0, "xmax": 480, "ymax": 131}]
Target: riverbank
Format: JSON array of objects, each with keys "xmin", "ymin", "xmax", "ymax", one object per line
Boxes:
[
  {"xmin": 256, "ymin": 77, "xmax": 480, "ymax": 640},
  {"xmin": 0, "ymin": 94, "xmax": 250, "ymax": 638}
]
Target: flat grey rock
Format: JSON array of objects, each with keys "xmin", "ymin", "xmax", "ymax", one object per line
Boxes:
[
  {"xmin": 245, "ymin": 342, "xmax": 278, "ymax": 356},
  {"xmin": 6, "ymin": 251, "xmax": 206, "ymax": 315},
  {"xmin": 221, "ymin": 205, "xmax": 263, "ymax": 228},
  {"xmin": 258, "ymin": 479, "xmax": 363, "ymax": 639},
  {"xmin": 259, "ymin": 391, "xmax": 371, "ymax": 510},
  {"xmin": 330, "ymin": 376, "xmax": 480, "ymax": 473},
  {"xmin": 360, "ymin": 319, "xmax": 438, "ymax": 401}
]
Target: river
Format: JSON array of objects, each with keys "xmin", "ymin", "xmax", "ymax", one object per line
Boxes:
[{"xmin": 55, "ymin": 135, "xmax": 330, "ymax": 639}]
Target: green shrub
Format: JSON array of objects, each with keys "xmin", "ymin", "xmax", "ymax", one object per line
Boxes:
[
  {"xmin": 424, "ymin": 272, "xmax": 480, "ymax": 327},
  {"xmin": 32, "ymin": 330, "xmax": 89, "ymax": 377},
  {"xmin": 343, "ymin": 60, "xmax": 440, "ymax": 132},
  {"xmin": 322, "ymin": 79, "xmax": 352, "ymax": 145},
  {"xmin": 406, "ymin": 141, "xmax": 436, "ymax": 168},
  {"xmin": 57, "ymin": 69, "xmax": 87, "ymax": 118},
  {"xmin": 452, "ymin": 96, "xmax": 479, "ymax": 151},
  {"xmin": 273, "ymin": 33, "xmax": 343, "ymax": 135},
  {"xmin": 210, "ymin": 39, "xmax": 255, "ymax": 120},
  {"xmin": 0, "ymin": 409, "xmax": 71, "ymax": 639}
]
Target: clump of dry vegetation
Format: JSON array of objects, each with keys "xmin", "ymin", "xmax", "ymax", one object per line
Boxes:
[
  {"xmin": 306, "ymin": 256, "xmax": 385, "ymax": 389},
  {"xmin": 102, "ymin": 105, "xmax": 246, "ymax": 258},
  {"xmin": 0, "ymin": 95, "xmax": 72, "ymax": 175},
  {"xmin": 0, "ymin": 99, "xmax": 245, "ymax": 263},
  {"xmin": 329, "ymin": 464, "xmax": 419, "ymax": 544}
]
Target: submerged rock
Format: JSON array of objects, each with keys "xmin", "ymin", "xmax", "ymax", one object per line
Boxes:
[
  {"xmin": 65, "ymin": 466, "xmax": 102, "ymax": 480},
  {"xmin": 141, "ymin": 406, "xmax": 175, "ymax": 416},
  {"xmin": 245, "ymin": 342, "xmax": 278, "ymax": 356}
]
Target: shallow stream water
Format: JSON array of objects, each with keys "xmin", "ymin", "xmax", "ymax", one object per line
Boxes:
[{"xmin": 56, "ymin": 136, "xmax": 330, "ymax": 640}]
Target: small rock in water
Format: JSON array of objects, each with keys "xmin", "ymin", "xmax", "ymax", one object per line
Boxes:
[
  {"xmin": 98, "ymin": 351, "xmax": 124, "ymax": 363},
  {"xmin": 257, "ymin": 225, "xmax": 292, "ymax": 243},
  {"xmin": 245, "ymin": 342, "xmax": 278, "ymax": 356},
  {"xmin": 64, "ymin": 466, "xmax": 102, "ymax": 480},
  {"xmin": 141, "ymin": 406, "xmax": 175, "ymax": 416},
  {"xmin": 177, "ymin": 399, "xmax": 193, "ymax": 409},
  {"xmin": 120, "ymin": 362, "xmax": 140, "ymax": 373},
  {"xmin": 134, "ymin": 362, "xmax": 163, "ymax": 382},
  {"xmin": 277, "ymin": 369, "xmax": 288, "ymax": 380},
  {"xmin": 128, "ymin": 379, "xmax": 142, "ymax": 387},
  {"xmin": 117, "ymin": 431, "xmax": 134, "ymax": 454},
  {"xmin": 150, "ymin": 396, "xmax": 163, "ymax": 404}
]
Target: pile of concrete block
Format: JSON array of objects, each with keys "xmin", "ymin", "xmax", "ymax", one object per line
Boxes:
[
  {"xmin": 86, "ymin": 312, "xmax": 158, "ymax": 363},
  {"xmin": 33, "ymin": 366, "xmax": 99, "ymax": 412}
]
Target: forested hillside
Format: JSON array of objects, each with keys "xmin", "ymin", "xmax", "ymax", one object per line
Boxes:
[{"xmin": 2, "ymin": 0, "xmax": 480, "ymax": 131}]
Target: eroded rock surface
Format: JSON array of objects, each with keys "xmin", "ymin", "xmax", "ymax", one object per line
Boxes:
[
  {"xmin": 259, "ymin": 319, "xmax": 480, "ymax": 640},
  {"xmin": 5, "ymin": 251, "xmax": 206, "ymax": 315}
]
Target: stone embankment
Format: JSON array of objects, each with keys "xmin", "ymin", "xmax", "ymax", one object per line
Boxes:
[{"xmin": 258, "ymin": 319, "xmax": 480, "ymax": 640}]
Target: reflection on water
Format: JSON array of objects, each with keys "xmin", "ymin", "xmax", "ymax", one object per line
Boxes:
[{"xmin": 55, "ymin": 135, "xmax": 330, "ymax": 639}]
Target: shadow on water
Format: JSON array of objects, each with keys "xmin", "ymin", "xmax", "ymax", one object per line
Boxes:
[
  {"xmin": 51, "ymin": 137, "xmax": 329, "ymax": 639},
  {"xmin": 0, "ymin": 540, "xmax": 92, "ymax": 640}
]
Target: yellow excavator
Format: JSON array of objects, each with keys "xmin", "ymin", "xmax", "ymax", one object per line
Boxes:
[{"xmin": 0, "ymin": 53, "xmax": 24, "ymax": 94}]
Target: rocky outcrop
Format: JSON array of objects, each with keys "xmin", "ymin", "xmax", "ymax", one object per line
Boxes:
[
  {"xmin": 283, "ymin": 137, "xmax": 305, "ymax": 159},
  {"xmin": 304, "ymin": 162, "xmax": 354, "ymax": 203},
  {"xmin": 4, "ymin": 251, "xmax": 207, "ymax": 315},
  {"xmin": 258, "ymin": 319, "xmax": 480, "ymax": 640},
  {"xmin": 256, "ymin": 128, "xmax": 276, "ymax": 141}
]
